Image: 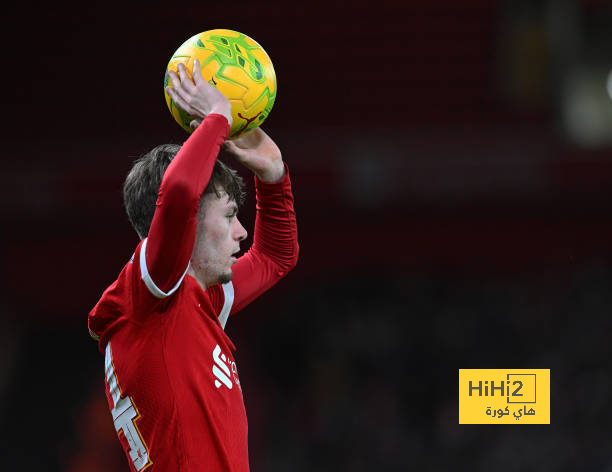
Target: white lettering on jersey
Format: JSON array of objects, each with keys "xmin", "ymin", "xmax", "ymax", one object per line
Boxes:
[
  {"xmin": 213, "ymin": 344, "xmax": 233, "ymax": 389},
  {"xmin": 105, "ymin": 343, "xmax": 151, "ymax": 471}
]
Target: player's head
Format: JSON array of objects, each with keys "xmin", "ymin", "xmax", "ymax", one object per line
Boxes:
[
  {"xmin": 124, "ymin": 144, "xmax": 247, "ymax": 286},
  {"xmin": 123, "ymin": 144, "xmax": 245, "ymax": 240}
]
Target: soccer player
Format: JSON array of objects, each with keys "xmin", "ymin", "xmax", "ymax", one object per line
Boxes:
[{"xmin": 88, "ymin": 59, "xmax": 299, "ymax": 471}]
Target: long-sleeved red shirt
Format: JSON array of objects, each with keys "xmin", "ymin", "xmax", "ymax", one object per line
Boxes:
[{"xmin": 88, "ymin": 114, "xmax": 298, "ymax": 471}]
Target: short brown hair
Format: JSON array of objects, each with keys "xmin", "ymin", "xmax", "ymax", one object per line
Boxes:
[{"xmin": 123, "ymin": 144, "xmax": 245, "ymax": 239}]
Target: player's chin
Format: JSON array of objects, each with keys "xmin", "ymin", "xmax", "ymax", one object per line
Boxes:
[{"xmin": 217, "ymin": 270, "xmax": 233, "ymax": 285}]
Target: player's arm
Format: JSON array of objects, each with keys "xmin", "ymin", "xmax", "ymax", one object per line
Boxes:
[
  {"xmin": 143, "ymin": 60, "xmax": 232, "ymax": 296},
  {"xmin": 223, "ymin": 129, "xmax": 299, "ymax": 313}
]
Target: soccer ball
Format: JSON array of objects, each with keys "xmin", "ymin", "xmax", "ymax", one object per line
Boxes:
[{"xmin": 164, "ymin": 29, "xmax": 277, "ymax": 138}]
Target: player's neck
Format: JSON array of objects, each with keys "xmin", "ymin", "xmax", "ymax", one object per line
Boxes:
[{"xmin": 188, "ymin": 266, "xmax": 209, "ymax": 291}]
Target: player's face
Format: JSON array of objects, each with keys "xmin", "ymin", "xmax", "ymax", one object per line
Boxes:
[{"xmin": 191, "ymin": 191, "xmax": 247, "ymax": 287}]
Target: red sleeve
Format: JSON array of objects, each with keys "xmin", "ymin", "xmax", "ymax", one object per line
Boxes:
[
  {"xmin": 230, "ymin": 163, "xmax": 299, "ymax": 314},
  {"xmin": 144, "ymin": 114, "xmax": 229, "ymax": 295}
]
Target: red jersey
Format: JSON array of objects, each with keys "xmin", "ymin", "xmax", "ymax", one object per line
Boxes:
[{"xmin": 88, "ymin": 115, "xmax": 298, "ymax": 471}]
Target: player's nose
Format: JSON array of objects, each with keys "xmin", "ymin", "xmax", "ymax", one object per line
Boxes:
[{"xmin": 234, "ymin": 218, "xmax": 247, "ymax": 241}]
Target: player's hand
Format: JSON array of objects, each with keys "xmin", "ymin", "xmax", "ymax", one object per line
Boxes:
[
  {"xmin": 165, "ymin": 59, "xmax": 232, "ymax": 127},
  {"xmin": 223, "ymin": 128, "xmax": 285, "ymax": 183}
]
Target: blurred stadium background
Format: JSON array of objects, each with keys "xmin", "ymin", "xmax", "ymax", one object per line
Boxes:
[{"xmin": 2, "ymin": 0, "xmax": 612, "ymax": 470}]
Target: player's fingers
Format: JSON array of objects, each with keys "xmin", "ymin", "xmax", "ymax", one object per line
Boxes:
[
  {"xmin": 223, "ymin": 140, "xmax": 247, "ymax": 158},
  {"xmin": 167, "ymin": 70, "xmax": 181, "ymax": 89},
  {"xmin": 228, "ymin": 127, "xmax": 262, "ymax": 149},
  {"xmin": 177, "ymin": 63, "xmax": 196, "ymax": 92},
  {"xmin": 222, "ymin": 141, "xmax": 235, "ymax": 154},
  {"xmin": 192, "ymin": 59, "xmax": 204, "ymax": 86},
  {"xmin": 170, "ymin": 83, "xmax": 192, "ymax": 107},
  {"xmin": 167, "ymin": 71, "xmax": 195, "ymax": 105},
  {"xmin": 166, "ymin": 86, "xmax": 194, "ymax": 114},
  {"xmin": 190, "ymin": 119, "xmax": 202, "ymax": 129}
]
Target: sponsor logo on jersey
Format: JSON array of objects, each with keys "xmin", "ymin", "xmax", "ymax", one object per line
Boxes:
[{"xmin": 212, "ymin": 344, "xmax": 240, "ymax": 391}]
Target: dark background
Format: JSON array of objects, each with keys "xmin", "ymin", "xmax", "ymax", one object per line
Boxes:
[{"xmin": 2, "ymin": 0, "xmax": 612, "ymax": 470}]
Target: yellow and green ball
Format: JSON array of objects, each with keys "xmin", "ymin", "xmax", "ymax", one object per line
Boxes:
[{"xmin": 164, "ymin": 29, "xmax": 276, "ymax": 138}]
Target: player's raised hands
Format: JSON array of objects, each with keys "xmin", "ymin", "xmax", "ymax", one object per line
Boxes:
[
  {"xmin": 165, "ymin": 59, "xmax": 232, "ymax": 127},
  {"xmin": 223, "ymin": 128, "xmax": 285, "ymax": 183}
]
